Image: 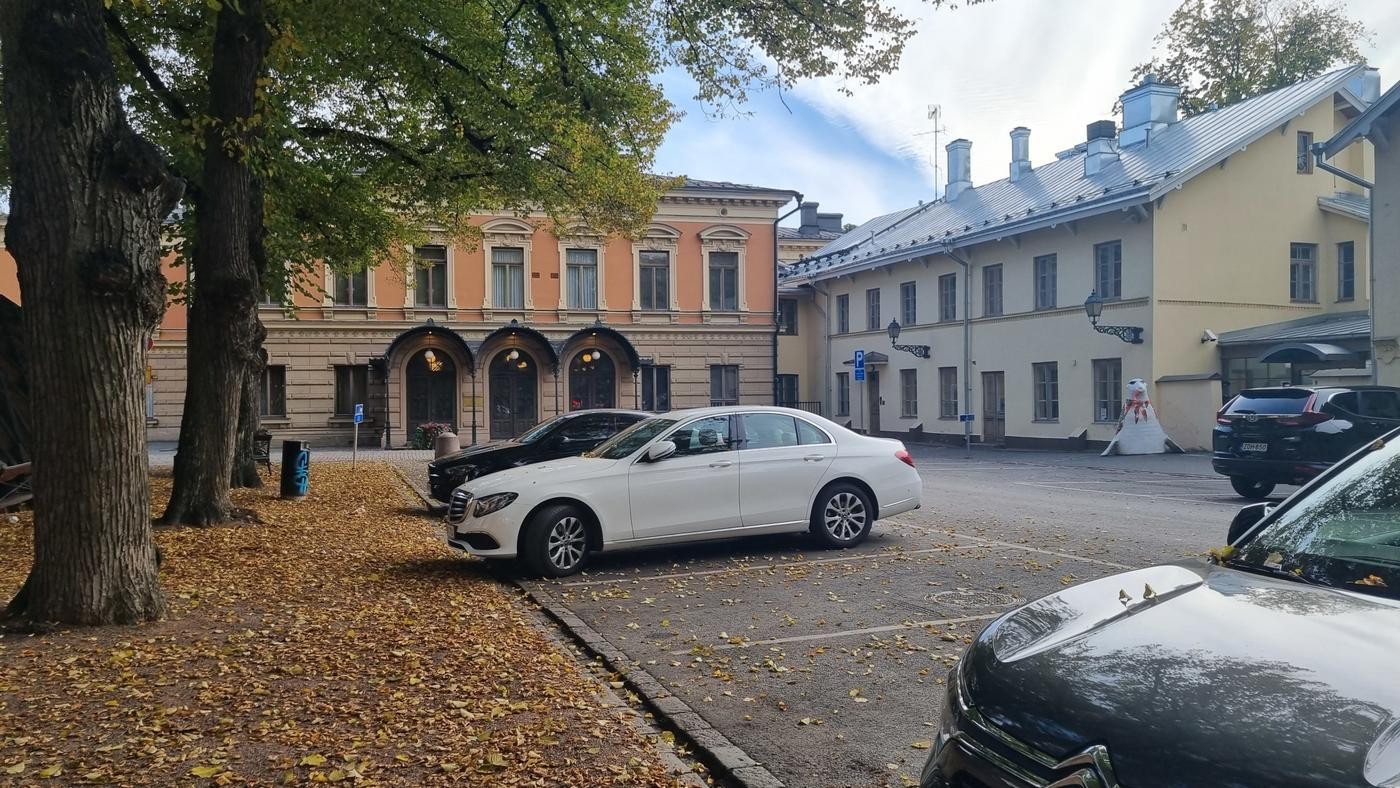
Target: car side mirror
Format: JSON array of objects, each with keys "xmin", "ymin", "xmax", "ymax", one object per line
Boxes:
[
  {"xmin": 1228, "ymin": 502, "xmax": 1273, "ymax": 544},
  {"xmin": 644, "ymin": 441, "xmax": 677, "ymax": 462}
]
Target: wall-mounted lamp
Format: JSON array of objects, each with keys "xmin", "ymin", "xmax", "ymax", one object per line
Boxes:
[
  {"xmin": 887, "ymin": 319, "xmax": 931, "ymax": 359},
  {"xmin": 1083, "ymin": 291, "xmax": 1144, "ymax": 344}
]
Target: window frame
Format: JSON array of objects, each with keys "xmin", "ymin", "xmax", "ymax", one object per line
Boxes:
[
  {"xmin": 640, "ymin": 363, "xmax": 671, "ymax": 412},
  {"xmin": 1337, "ymin": 241, "xmax": 1356, "ymax": 302},
  {"xmin": 900, "ymin": 368, "xmax": 919, "ymax": 418},
  {"xmin": 983, "ymin": 264, "xmax": 1003, "ymax": 317},
  {"xmin": 707, "ymin": 250, "xmax": 740, "ymax": 312},
  {"xmin": 1092, "ymin": 358, "xmax": 1122, "ymax": 424},
  {"xmin": 1034, "ymin": 253, "xmax": 1057, "ymax": 310},
  {"xmin": 1033, "ymin": 362, "xmax": 1060, "ymax": 422},
  {"xmin": 1093, "ymin": 241, "xmax": 1122, "ymax": 300},
  {"xmin": 334, "ymin": 364, "xmax": 370, "ymax": 417},
  {"xmin": 414, "ymin": 245, "xmax": 449, "ymax": 308},
  {"xmin": 835, "ymin": 372, "xmax": 851, "ymax": 417},
  {"xmin": 564, "ymin": 247, "xmax": 599, "ymax": 311},
  {"xmin": 836, "ymin": 294, "xmax": 850, "ymax": 334},
  {"xmin": 490, "ymin": 245, "xmax": 526, "ymax": 310},
  {"xmin": 709, "ymin": 364, "xmax": 740, "ymax": 406},
  {"xmin": 776, "ymin": 373, "xmax": 799, "ymax": 407},
  {"xmin": 1297, "ymin": 130, "xmax": 1314, "ymax": 174},
  {"xmin": 1290, "ymin": 242, "xmax": 1318, "ymax": 303},
  {"xmin": 899, "ymin": 281, "xmax": 917, "ymax": 326},
  {"xmin": 259, "ymin": 365, "xmax": 287, "ymax": 418},
  {"xmin": 778, "ymin": 298, "xmax": 799, "ymax": 335},
  {"xmin": 638, "ymin": 249, "xmax": 671, "ymax": 312},
  {"xmin": 937, "ymin": 366, "xmax": 958, "ymax": 419},
  {"xmin": 866, "ymin": 288, "xmax": 881, "ymax": 332},
  {"xmin": 333, "ymin": 268, "xmax": 368, "ymax": 307},
  {"xmin": 938, "ymin": 273, "xmax": 957, "ymax": 322}
]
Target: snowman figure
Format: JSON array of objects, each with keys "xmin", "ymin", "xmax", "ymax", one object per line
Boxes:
[{"xmin": 1101, "ymin": 378, "xmax": 1184, "ymax": 456}]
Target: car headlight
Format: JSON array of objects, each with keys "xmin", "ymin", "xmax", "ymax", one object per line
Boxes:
[{"xmin": 471, "ymin": 492, "xmax": 517, "ymax": 517}]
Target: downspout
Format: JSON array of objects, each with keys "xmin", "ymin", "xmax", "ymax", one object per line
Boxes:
[
  {"xmin": 944, "ymin": 247, "xmax": 973, "ymax": 458},
  {"xmin": 1314, "ymin": 144, "xmax": 1377, "ymax": 384},
  {"xmin": 773, "ymin": 194, "xmax": 804, "ymax": 404}
]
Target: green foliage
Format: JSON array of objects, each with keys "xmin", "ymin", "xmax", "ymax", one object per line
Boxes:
[
  {"xmin": 1131, "ymin": 0, "xmax": 1368, "ymax": 117},
  {"xmin": 410, "ymin": 422, "xmax": 454, "ymax": 450}
]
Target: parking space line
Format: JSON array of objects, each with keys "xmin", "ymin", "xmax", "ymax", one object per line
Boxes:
[
  {"xmin": 668, "ymin": 613, "xmax": 1002, "ymax": 654},
  {"xmin": 949, "ymin": 532, "xmax": 1134, "ymax": 570},
  {"xmin": 1013, "ymin": 480, "xmax": 1240, "ymax": 507},
  {"xmin": 557, "ymin": 542, "xmax": 994, "ymax": 587}
]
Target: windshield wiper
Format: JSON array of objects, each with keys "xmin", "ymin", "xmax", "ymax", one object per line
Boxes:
[{"xmin": 1226, "ymin": 560, "xmax": 1329, "ymax": 588}]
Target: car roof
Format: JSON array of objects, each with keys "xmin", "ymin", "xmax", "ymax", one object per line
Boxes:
[
  {"xmin": 560, "ymin": 409, "xmax": 649, "ymax": 418},
  {"xmin": 650, "ymin": 405, "xmax": 830, "ymax": 421},
  {"xmin": 1239, "ymin": 385, "xmax": 1400, "ymax": 395}
]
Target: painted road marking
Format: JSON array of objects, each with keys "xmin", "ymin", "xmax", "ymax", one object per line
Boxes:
[
  {"xmin": 668, "ymin": 613, "xmax": 1003, "ymax": 654},
  {"xmin": 1013, "ymin": 480, "xmax": 1242, "ymax": 507}
]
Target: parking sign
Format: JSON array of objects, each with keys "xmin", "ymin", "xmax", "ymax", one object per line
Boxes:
[
  {"xmin": 853, "ymin": 350, "xmax": 866, "ymax": 382},
  {"xmin": 353, "ymin": 403, "xmax": 364, "ymax": 424}
]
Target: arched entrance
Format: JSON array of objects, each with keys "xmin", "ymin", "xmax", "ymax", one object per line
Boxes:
[
  {"xmin": 569, "ymin": 349, "xmax": 616, "ymax": 410},
  {"xmin": 405, "ymin": 348, "xmax": 457, "ymax": 436},
  {"xmin": 489, "ymin": 348, "xmax": 538, "ymax": 438}
]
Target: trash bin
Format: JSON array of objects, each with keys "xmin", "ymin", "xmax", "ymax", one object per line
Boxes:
[
  {"xmin": 280, "ymin": 440, "xmax": 310, "ymax": 500},
  {"xmin": 434, "ymin": 431, "xmax": 460, "ymax": 458}
]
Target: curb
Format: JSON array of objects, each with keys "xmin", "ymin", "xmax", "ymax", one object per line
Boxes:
[{"xmin": 517, "ymin": 580, "xmax": 786, "ymax": 788}]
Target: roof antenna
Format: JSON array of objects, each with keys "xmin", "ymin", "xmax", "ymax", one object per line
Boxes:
[{"xmin": 913, "ymin": 104, "xmax": 947, "ymax": 200}]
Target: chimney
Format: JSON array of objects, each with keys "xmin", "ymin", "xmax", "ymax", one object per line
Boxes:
[
  {"xmin": 1119, "ymin": 74, "xmax": 1180, "ymax": 146},
  {"xmin": 1084, "ymin": 121, "xmax": 1118, "ymax": 176},
  {"xmin": 1009, "ymin": 127, "xmax": 1031, "ymax": 182},
  {"xmin": 799, "ymin": 201, "xmax": 819, "ymax": 232},
  {"xmin": 817, "ymin": 212, "xmax": 844, "ymax": 233},
  {"xmin": 945, "ymin": 138, "xmax": 972, "ymax": 200},
  {"xmin": 1346, "ymin": 67, "xmax": 1381, "ymax": 105}
]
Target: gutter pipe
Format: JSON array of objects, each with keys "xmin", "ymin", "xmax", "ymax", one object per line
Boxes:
[
  {"xmin": 943, "ymin": 246, "xmax": 974, "ymax": 458},
  {"xmin": 1314, "ymin": 144, "xmax": 1377, "ymax": 384}
]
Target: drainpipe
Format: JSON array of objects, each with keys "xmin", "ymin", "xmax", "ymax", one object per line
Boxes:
[
  {"xmin": 944, "ymin": 247, "xmax": 974, "ymax": 458},
  {"xmin": 773, "ymin": 193, "xmax": 804, "ymax": 404},
  {"xmin": 1313, "ymin": 144, "xmax": 1377, "ymax": 384}
]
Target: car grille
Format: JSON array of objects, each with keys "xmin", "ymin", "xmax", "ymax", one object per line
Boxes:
[{"xmin": 447, "ymin": 489, "xmax": 472, "ymax": 524}]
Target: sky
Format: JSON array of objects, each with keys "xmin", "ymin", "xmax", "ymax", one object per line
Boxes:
[{"xmin": 651, "ymin": 0, "xmax": 1400, "ymax": 228}]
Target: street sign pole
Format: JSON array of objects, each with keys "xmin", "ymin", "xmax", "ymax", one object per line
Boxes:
[{"xmin": 353, "ymin": 403, "xmax": 364, "ymax": 468}]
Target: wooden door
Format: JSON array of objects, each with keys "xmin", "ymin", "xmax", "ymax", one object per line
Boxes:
[
  {"xmin": 982, "ymin": 371, "xmax": 1005, "ymax": 443},
  {"xmin": 489, "ymin": 350, "xmax": 538, "ymax": 438}
]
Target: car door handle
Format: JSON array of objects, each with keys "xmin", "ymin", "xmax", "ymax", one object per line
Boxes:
[
  {"xmin": 802, "ymin": 454, "xmax": 826, "ymax": 462},
  {"xmin": 709, "ymin": 460, "xmax": 733, "ymax": 468}
]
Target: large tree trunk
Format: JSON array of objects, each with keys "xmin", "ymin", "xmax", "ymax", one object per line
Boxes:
[
  {"xmin": 231, "ymin": 342, "xmax": 267, "ymax": 489},
  {"xmin": 161, "ymin": 0, "xmax": 269, "ymax": 524},
  {"xmin": 1, "ymin": 0, "xmax": 181, "ymax": 623},
  {"xmin": 0, "ymin": 296, "xmax": 28, "ymax": 466}
]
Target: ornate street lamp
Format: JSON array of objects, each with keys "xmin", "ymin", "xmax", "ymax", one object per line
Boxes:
[
  {"xmin": 887, "ymin": 319, "xmax": 930, "ymax": 359},
  {"xmin": 1083, "ymin": 291, "xmax": 1144, "ymax": 344}
]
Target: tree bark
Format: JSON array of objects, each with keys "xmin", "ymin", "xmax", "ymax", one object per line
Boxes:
[
  {"xmin": 0, "ymin": 296, "xmax": 28, "ymax": 466},
  {"xmin": 161, "ymin": 0, "xmax": 270, "ymax": 524},
  {"xmin": 231, "ymin": 342, "xmax": 267, "ymax": 489},
  {"xmin": 1, "ymin": 0, "xmax": 181, "ymax": 623}
]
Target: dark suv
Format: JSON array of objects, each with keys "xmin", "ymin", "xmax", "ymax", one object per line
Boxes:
[{"xmin": 1212, "ymin": 385, "xmax": 1400, "ymax": 499}]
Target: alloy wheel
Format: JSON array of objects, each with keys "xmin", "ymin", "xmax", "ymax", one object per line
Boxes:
[
  {"xmin": 823, "ymin": 491, "xmax": 867, "ymax": 542},
  {"xmin": 546, "ymin": 516, "xmax": 587, "ymax": 570}
]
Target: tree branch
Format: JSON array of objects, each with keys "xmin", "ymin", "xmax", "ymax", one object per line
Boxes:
[
  {"xmin": 104, "ymin": 8, "xmax": 191, "ymax": 123},
  {"xmin": 296, "ymin": 125, "xmax": 423, "ymax": 166}
]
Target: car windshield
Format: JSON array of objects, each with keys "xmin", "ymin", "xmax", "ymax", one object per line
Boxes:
[
  {"xmin": 584, "ymin": 417, "xmax": 676, "ymax": 460},
  {"xmin": 1231, "ymin": 435, "xmax": 1400, "ymax": 600},
  {"xmin": 517, "ymin": 415, "xmax": 567, "ymax": 444}
]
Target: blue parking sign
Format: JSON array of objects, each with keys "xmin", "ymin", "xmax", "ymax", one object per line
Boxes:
[
  {"xmin": 853, "ymin": 350, "xmax": 866, "ymax": 382},
  {"xmin": 353, "ymin": 403, "xmax": 364, "ymax": 424}
]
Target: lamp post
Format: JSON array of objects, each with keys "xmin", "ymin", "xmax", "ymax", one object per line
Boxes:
[
  {"xmin": 1083, "ymin": 291, "xmax": 1144, "ymax": 344},
  {"xmin": 887, "ymin": 319, "xmax": 931, "ymax": 359}
]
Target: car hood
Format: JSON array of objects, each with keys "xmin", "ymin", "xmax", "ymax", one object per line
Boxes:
[
  {"xmin": 963, "ymin": 562, "xmax": 1400, "ymax": 788},
  {"xmin": 458, "ymin": 455, "xmax": 621, "ymax": 496},
  {"xmin": 430, "ymin": 441, "xmax": 524, "ymax": 468}
]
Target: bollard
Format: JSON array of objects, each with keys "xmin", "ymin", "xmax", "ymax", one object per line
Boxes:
[
  {"xmin": 434, "ymin": 431, "xmax": 460, "ymax": 458},
  {"xmin": 280, "ymin": 440, "xmax": 310, "ymax": 500}
]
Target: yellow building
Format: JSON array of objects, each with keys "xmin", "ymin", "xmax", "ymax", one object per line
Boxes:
[{"xmin": 780, "ymin": 66, "xmax": 1379, "ymax": 450}]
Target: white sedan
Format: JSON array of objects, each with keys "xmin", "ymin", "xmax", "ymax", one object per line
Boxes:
[{"xmin": 440, "ymin": 406, "xmax": 922, "ymax": 576}]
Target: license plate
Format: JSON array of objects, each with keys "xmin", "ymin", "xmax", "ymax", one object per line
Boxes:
[{"xmin": 1240, "ymin": 442, "xmax": 1269, "ymax": 453}]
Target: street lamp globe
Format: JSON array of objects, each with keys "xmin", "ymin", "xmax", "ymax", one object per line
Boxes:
[
  {"xmin": 887, "ymin": 318, "xmax": 902, "ymax": 342},
  {"xmin": 1083, "ymin": 290, "xmax": 1104, "ymax": 324}
]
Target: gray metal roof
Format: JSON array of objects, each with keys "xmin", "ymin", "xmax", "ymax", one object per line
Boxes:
[
  {"xmin": 1318, "ymin": 191, "xmax": 1370, "ymax": 220},
  {"xmin": 778, "ymin": 226, "xmax": 844, "ymax": 241},
  {"xmin": 783, "ymin": 65, "xmax": 1368, "ymax": 283},
  {"xmin": 676, "ymin": 178, "xmax": 796, "ymax": 195},
  {"xmin": 1323, "ymin": 76, "xmax": 1400, "ymax": 156},
  {"xmin": 1217, "ymin": 310, "xmax": 1371, "ymax": 346}
]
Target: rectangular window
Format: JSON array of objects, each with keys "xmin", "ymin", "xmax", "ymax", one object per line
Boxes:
[
  {"xmin": 709, "ymin": 364, "xmax": 740, "ymax": 406},
  {"xmin": 939, "ymin": 366, "xmax": 959, "ymax": 418},
  {"xmin": 639, "ymin": 250, "xmax": 669, "ymax": 311},
  {"xmin": 1094, "ymin": 241, "xmax": 1122, "ymax": 300},
  {"xmin": 334, "ymin": 364, "xmax": 369, "ymax": 416},
  {"xmin": 835, "ymin": 372, "xmax": 851, "ymax": 417},
  {"xmin": 778, "ymin": 298, "xmax": 799, "ymax": 335},
  {"xmin": 491, "ymin": 246, "xmax": 525, "ymax": 309},
  {"xmin": 938, "ymin": 273, "xmax": 957, "ymax": 322},
  {"xmin": 414, "ymin": 245, "xmax": 448, "ymax": 308},
  {"xmin": 709, "ymin": 251, "xmax": 739, "ymax": 311},
  {"xmin": 901, "ymin": 369, "xmax": 919, "ymax": 418},
  {"xmin": 1092, "ymin": 358, "xmax": 1122, "ymax": 423},
  {"xmin": 1290, "ymin": 242, "xmax": 1317, "ymax": 302},
  {"xmin": 776, "ymin": 374, "xmax": 799, "ymax": 407},
  {"xmin": 1338, "ymin": 241, "xmax": 1355, "ymax": 302},
  {"xmin": 333, "ymin": 269, "xmax": 368, "ymax": 306},
  {"xmin": 1034, "ymin": 254, "xmax": 1057, "ymax": 310},
  {"xmin": 983, "ymin": 264, "xmax": 1003, "ymax": 317},
  {"xmin": 1033, "ymin": 362, "xmax": 1059, "ymax": 421},
  {"xmin": 899, "ymin": 281, "xmax": 917, "ymax": 326},
  {"xmin": 836, "ymin": 294, "xmax": 850, "ymax": 334},
  {"xmin": 1297, "ymin": 130, "xmax": 1314, "ymax": 173},
  {"xmin": 259, "ymin": 365, "xmax": 286, "ymax": 417},
  {"xmin": 866, "ymin": 288, "xmax": 881, "ymax": 331},
  {"xmin": 565, "ymin": 247, "xmax": 597, "ymax": 310},
  {"xmin": 640, "ymin": 364, "xmax": 671, "ymax": 412}
]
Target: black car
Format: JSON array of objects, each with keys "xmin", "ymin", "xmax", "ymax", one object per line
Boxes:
[
  {"xmin": 1213, "ymin": 385, "xmax": 1400, "ymax": 499},
  {"xmin": 922, "ymin": 427, "xmax": 1400, "ymax": 788},
  {"xmin": 427, "ymin": 409, "xmax": 646, "ymax": 501}
]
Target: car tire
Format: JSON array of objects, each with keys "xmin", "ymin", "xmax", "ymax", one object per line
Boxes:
[
  {"xmin": 520, "ymin": 503, "xmax": 591, "ymax": 578},
  {"xmin": 811, "ymin": 483, "xmax": 873, "ymax": 549},
  {"xmin": 1230, "ymin": 477, "xmax": 1276, "ymax": 500}
]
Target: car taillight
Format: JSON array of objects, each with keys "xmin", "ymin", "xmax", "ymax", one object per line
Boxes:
[
  {"xmin": 1215, "ymin": 408, "xmax": 1232, "ymax": 426},
  {"xmin": 1276, "ymin": 411, "xmax": 1332, "ymax": 427},
  {"xmin": 896, "ymin": 449, "xmax": 915, "ymax": 468}
]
